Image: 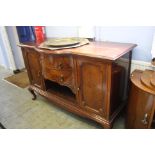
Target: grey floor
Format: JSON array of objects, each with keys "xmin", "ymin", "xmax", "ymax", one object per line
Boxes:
[{"xmin": 0, "ymin": 66, "xmax": 125, "ymax": 129}]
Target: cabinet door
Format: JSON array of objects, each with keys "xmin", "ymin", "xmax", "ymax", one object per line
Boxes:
[
  {"xmin": 22, "ymin": 48, "xmax": 43, "ymax": 89},
  {"xmin": 76, "ymin": 57, "xmax": 107, "ymax": 115},
  {"xmin": 127, "ymin": 84, "xmax": 155, "ymax": 128}
]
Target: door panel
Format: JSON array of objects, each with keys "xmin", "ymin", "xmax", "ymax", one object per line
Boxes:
[
  {"xmin": 127, "ymin": 84, "xmax": 155, "ymax": 128},
  {"xmin": 22, "ymin": 48, "xmax": 43, "ymax": 89},
  {"xmin": 77, "ymin": 57, "xmax": 107, "ymax": 115}
]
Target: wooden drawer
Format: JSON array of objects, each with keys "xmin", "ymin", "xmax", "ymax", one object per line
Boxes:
[
  {"xmin": 42, "ymin": 67, "xmax": 75, "ymax": 93},
  {"xmin": 42, "ymin": 54, "xmax": 73, "ymax": 70},
  {"xmin": 43, "ymin": 68, "xmax": 71, "ymax": 83},
  {"xmin": 41, "ymin": 54, "xmax": 75, "ymax": 93}
]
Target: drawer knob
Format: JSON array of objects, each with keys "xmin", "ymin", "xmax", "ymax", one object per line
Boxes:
[
  {"xmin": 60, "ymin": 76, "xmax": 64, "ymax": 82},
  {"xmin": 58, "ymin": 63, "xmax": 63, "ymax": 69},
  {"xmin": 82, "ymin": 101, "xmax": 85, "ymax": 104},
  {"xmin": 141, "ymin": 113, "xmax": 148, "ymax": 125}
]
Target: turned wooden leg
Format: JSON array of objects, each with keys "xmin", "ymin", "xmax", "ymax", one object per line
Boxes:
[{"xmin": 28, "ymin": 87, "xmax": 36, "ymax": 100}]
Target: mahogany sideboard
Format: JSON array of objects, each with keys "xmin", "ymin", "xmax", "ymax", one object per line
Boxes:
[{"xmin": 19, "ymin": 41, "xmax": 136, "ymax": 128}]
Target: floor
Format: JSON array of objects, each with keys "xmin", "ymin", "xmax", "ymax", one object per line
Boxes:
[{"xmin": 0, "ymin": 66, "xmax": 125, "ymax": 129}]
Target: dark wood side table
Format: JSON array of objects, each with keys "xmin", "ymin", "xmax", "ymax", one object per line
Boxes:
[{"xmin": 126, "ymin": 69, "xmax": 155, "ymax": 129}]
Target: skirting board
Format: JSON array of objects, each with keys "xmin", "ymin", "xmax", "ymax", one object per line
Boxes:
[{"xmin": 118, "ymin": 58, "xmax": 155, "ymax": 73}]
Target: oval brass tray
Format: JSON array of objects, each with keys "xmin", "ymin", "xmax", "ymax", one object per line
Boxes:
[{"xmin": 44, "ymin": 38, "xmax": 80, "ymax": 47}]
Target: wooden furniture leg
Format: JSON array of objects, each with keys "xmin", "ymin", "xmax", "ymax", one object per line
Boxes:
[
  {"xmin": 0, "ymin": 122, "xmax": 5, "ymax": 129},
  {"xmin": 28, "ymin": 87, "xmax": 37, "ymax": 100},
  {"xmin": 101, "ymin": 123, "xmax": 112, "ymax": 129}
]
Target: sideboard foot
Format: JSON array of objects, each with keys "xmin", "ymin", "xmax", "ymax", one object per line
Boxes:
[
  {"xmin": 28, "ymin": 87, "xmax": 36, "ymax": 100},
  {"xmin": 101, "ymin": 123, "xmax": 112, "ymax": 129}
]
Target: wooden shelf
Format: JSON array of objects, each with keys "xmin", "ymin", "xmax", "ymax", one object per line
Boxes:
[{"xmin": 45, "ymin": 80, "xmax": 76, "ymax": 103}]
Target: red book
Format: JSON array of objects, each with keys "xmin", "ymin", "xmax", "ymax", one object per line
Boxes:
[{"xmin": 34, "ymin": 26, "xmax": 46, "ymax": 44}]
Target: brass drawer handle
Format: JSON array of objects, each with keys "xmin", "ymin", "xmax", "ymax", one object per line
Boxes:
[
  {"xmin": 60, "ymin": 75, "xmax": 64, "ymax": 82},
  {"xmin": 82, "ymin": 101, "xmax": 85, "ymax": 104},
  {"xmin": 58, "ymin": 63, "xmax": 63, "ymax": 70},
  {"xmin": 141, "ymin": 113, "xmax": 148, "ymax": 125}
]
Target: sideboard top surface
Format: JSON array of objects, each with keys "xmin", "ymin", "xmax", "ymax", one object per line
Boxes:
[{"xmin": 19, "ymin": 41, "xmax": 137, "ymax": 60}]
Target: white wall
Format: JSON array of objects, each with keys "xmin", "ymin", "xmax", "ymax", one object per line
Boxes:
[
  {"xmin": 0, "ymin": 26, "xmax": 17, "ymax": 70},
  {"xmin": 45, "ymin": 26, "xmax": 79, "ymax": 38},
  {"xmin": 0, "ymin": 27, "xmax": 10, "ymax": 68},
  {"xmin": 0, "ymin": 42, "xmax": 7, "ymax": 67},
  {"xmin": 6, "ymin": 26, "xmax": 25, "ymax": 69}
]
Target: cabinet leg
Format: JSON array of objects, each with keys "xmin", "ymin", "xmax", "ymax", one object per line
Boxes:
[
  {"xmin": 101, "ymin": 123, "xmax": 112, "ymax": 129},
  {"xmin": 0, "ymin": 122, "xmax": 5, "ymax": 129},
  {"xmin": 28, "ymin": 87, "xmax": 36, "ymax": 100}
]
